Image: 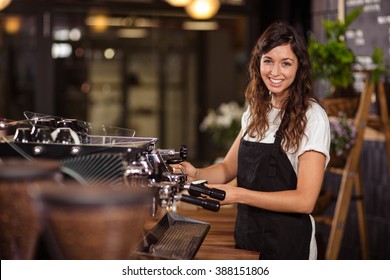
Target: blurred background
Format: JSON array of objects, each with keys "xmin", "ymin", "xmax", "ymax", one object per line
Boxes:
[
  {"xmin": 0, "ymin": 0, "xmax": 314, "ymax": 162},
  {"xmin": 1, "ymin": 0, "xmax": 389, "ymax": 162}
]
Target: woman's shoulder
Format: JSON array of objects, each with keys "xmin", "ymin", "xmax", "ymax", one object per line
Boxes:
[{"xmin": 306, "ymin": 99, "xmax": 329, "ymax": 122}]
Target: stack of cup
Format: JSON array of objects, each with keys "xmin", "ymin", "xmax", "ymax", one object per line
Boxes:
[
  {"xmin": 35, "ymin": 183, "xmax": 152, "ymax": 260},
  {"xmin": 0, "ymin": 159, "xmax": 62, "ymax": 259}
]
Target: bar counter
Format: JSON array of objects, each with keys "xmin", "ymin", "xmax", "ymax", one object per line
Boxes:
[{"xmin": 143, "ymin": 205, "xmax": 259, "ymax": 260}]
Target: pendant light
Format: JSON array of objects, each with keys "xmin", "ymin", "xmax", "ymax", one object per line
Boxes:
[
  {"xmin": 185, "ymin": 0, "xmax": 220, "ymax": 20},
  {"xmin": 0, "ymin": 0, "xmax": 11, "ymax": 11},
  {"xmin": 4, "ymin": 15, "xmax": 21, "ymax": 34},
  {"xmin": 165, "ymin": 0, "xmax": 192, "ymax": 7}
]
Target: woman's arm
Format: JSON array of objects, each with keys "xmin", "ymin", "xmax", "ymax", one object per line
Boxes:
[{"xmin": 210, "ymin": 149, "xmax": 326, "ymax": 214}]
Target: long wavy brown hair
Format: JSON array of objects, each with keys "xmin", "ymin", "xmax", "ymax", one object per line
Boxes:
[{"xmin": 245, "ymin": 22, "xmax": 314, "ymax": 153}]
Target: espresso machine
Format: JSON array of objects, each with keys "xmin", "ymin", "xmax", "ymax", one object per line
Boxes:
[{"xmin": 0, "ymin": 112, "xmax": 226, "ymax": 260}]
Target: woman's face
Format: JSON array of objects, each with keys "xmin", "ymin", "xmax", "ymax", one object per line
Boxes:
[{"xmin": 260, "ymin": 43, "xmax": 298, "ymax": 96}]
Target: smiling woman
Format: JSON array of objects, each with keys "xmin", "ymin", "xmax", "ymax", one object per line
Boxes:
[{"xmin": 173, "ymin": 22, "xmax": 331, "ymax": 260}]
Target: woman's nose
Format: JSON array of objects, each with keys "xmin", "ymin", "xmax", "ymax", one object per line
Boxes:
[{"xmin": 271, "ymin": 65, "xmax": 280, "ymax": 75}]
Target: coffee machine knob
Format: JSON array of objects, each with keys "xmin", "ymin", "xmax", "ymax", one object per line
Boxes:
[{"xmin": 180, "ymin": 145, "xmax": 187, "ymax": 161}]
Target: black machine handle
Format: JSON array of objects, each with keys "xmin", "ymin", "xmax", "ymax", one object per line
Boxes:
[
  {"xmin": 188, "ymin": 180, "xmax": 226, "ymax": 201},
  {"xmin": 179, "ymin": 194, "xmax": 220, "ymax": 212}
]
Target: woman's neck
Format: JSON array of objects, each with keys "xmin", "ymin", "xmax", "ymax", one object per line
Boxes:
[{"xmin": 270, "ymin": 91, "xmax": 288, "ymax": 109}]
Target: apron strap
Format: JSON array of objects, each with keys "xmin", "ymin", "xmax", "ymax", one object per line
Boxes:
[
  {"xmin": 268, "ymin": 133, "xmax": 281, "ymax": 177},
  {"xmin": 268, "ymin": 111, "xmax": 286, "ymax": 177}
]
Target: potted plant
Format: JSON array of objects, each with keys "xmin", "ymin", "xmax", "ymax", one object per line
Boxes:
[
  {"xmin": 308, "ymin": 8, "xmax": 362, "ymax": 93},
  {"xmin": 308, "ymin": 8, "xmax": 363, "ymax": 117},
  {"xmin": 308, "ymin": 7, "xmax": 387, "ymax": 117}
]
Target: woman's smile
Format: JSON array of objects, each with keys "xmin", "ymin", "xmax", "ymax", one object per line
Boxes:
[{"xmin": 268, "ymin": 77, "xmax": 284, "ymax": 87}]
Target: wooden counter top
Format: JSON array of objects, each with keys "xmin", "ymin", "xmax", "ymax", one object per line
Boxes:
[{"xmin": 144, "ymin": 205, "xmax": 259, "ymax": 260}]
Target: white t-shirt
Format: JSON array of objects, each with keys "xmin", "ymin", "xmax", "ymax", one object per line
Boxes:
[{"xmin": 241, "ymin": 100, "xmax": 331, "ymax": 174}]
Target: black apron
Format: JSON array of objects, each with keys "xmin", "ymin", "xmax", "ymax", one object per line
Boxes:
[{"xmin": 235, "ymin": 131, "xmax": 312, "ymax": 260}]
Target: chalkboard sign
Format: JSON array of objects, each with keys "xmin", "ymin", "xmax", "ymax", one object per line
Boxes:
[{"xmin": 346, "ymin": 0, "xmax": 390, "ymax": 67}]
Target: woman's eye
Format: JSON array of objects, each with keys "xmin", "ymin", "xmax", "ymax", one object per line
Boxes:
[
  {"xmin": 263, "ymin": 59, "xmax": 272, "ymax": 64},
  {"xmin": 282, "ymin": 61, "xmax": 292, "ymax": 67}
]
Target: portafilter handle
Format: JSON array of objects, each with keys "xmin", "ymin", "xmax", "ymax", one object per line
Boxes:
[
  {"xmin": 175, "ymin": 194, "xmax": 220, "ymax": 212},
  {"xmin": 184, "ymin": 180, "xmax": 226, "ymax": 201}
]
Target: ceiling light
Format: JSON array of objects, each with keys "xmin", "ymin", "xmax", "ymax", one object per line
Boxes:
[
  {"xmin": 185, "ymin": 0, "xmax": 220, "ymax": 20},
  {"xmin": 4, "ymin": 15, "xmax": 21, "ymax": 34},
  {"xmin": 86, "ymin": 10, "xmax": 109, "ymax": 32},
  {"xmin": 0, "ymin": 0, "xmax": 12, "ymax": 11},
  {"xmin": 87, "ymin": 14, "xmax": 109, "ymax": 32},
  {"xmin": 165, "ymin": 0, "xmax": 192, "ymax": 7}
]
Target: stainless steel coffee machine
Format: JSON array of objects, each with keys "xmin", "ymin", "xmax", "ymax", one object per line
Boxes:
[
  {"xmin": 0, "ymin": 111, "xmax": 225, "ymax": 214},
  {"xmin": 0, "ymin": 112, "xmax": 226, "ymax": 260}
]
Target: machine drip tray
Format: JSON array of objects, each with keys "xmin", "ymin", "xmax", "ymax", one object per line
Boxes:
[{"xmin": 136, "ymin": 212, "xmax": 210, "ymax": 260}]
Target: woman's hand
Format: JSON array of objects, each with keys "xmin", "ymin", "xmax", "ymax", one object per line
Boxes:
[
  {"xmin": 206, "ymin": 183, "xmax": 239, "ymax": 205},
  {"xmin": 171, "ymin": 161, "xmax": 198, "ymax": 182}
]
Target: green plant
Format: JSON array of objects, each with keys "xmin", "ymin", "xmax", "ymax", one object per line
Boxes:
[
  {"xmin": 371, "ymin": 47, "xmax": 388, "ymax": 84},
  {"xmin": 308, "ymin": 8, "xmax": 363, "ymax": 93}
]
